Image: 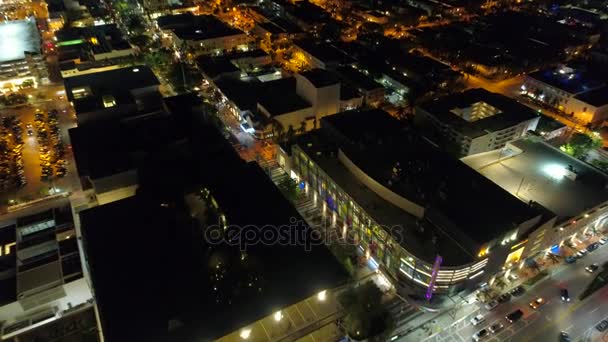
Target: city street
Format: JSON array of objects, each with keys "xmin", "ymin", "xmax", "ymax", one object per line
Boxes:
[{"xmin": 408, "ymin": 243, "xmax": 608, "ymax": 342}]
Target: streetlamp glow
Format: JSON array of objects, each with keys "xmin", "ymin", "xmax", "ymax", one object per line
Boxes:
[
  {"xmin": 273, "ymin": 311, "xmax": 283, "ymax": 322},
  {"xmin": 240, "ymin": 328, "xmax": 251, "ymax": 339},
  {"xmin": 317, "ymin": 290, "xmax": 327, "ymax": 301}
]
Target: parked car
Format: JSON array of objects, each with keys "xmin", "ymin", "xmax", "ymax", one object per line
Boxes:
[
  {"xmin": 565, "ymin": 256, "xmax": 577, "ymax": 264},
  {"xmin": 470, "ymin": 314, "xmax": 485, "ymax": 326},
  {"xmin": 561, "ymin": 288, "xmax": 570, "ymax": 302},
  {"xmin": 560, "ymin": 332, "xmax": 571, "ymax": 342},
  {"xmin": 596, "ymin": 320, "xmax": 608, "ymax": 332},
  {"xmin": 472, "ymin": 328, "xmax": 489, "ymax": 341},
  {"xmin": 586, "ymin": 264, "xmax": 599, "ymax": 273},
  {"xmin": 485, "ymin": 300, "xmax": 499, "ymax": 311},
  {"xmin": 529, "ymin": 297, "xmax": 545, "ymax": 309},
  {"xmin": 497, "ymin": 293, "xmax": 511, "ymax": 303},
  {"xmin": 506, "ymin": 309, "xmax": 523, "ymax": 323},
  {"xmin": 489, "ymin": 322, "xmax": 504, "ymax": 334},
  {"xmin": 587, "ymin": 243, "xmax": 600, "ymax": 252},
  {"xmin": 510, "ymin": 286, "xmax": 525, "ymax": 296},
  {"xmin": 575, "ymin": 249, "xmax": 588, "ymax": 258}
]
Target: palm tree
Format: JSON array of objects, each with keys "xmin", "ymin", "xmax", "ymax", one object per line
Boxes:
[
  {"xmin": 270, "ymin": 119, "xmax": 285, "ymax": 143},
  {"xmin": 298, "ymin": 120, "xmax": 307, "ymax": 134}
]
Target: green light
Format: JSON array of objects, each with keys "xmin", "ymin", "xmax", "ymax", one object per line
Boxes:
[{"xmin": 56, "ymin": 39, "xmax": 84, "ymax": 47}]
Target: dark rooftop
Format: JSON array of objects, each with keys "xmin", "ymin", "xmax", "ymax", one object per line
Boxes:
[
  {"xmin": 336, "ymin": 65, "xmax": 383, "ymax": 91},
  {"xmin": 418, "ymin": 88, "xmax": 540, "ymax": 138},
  {"xmin": 258, "ymin": 92, "xmax": 311, "ymax": 117},
  {"xmin": 196, "ymin": 56, "xmax": 239, "ymax": 79},
  {"xmin": 168, "ymin": 15, "xmax": 244, "ymax": 41},
  {"xmin": 79, "ymin": 99, "xmax": 348, "ymax": 341},
  {"xmin": 69, "ymin": 112, "xmax": 187, "ymax": 180},
  {"xmin": 63, "ymin": 65, "xmax": 160, "ymax": 115},
  {"xmin": 528, "ymin": 66, "xmax": 604, "ymax": 95},
  {"xmin": 574, "ymin": 85, "xmax": 608, "ymax": 107},
  {"xmin": 295, "ymin": 39, "xmax": 355, "ymax": 66},
  {"xmin": 317, "ymin": 110, "xmax": 541, "ymax": 251},
  {"xmin": 298, "ymin": 68, "xmax": 340, "ymax": 88}
]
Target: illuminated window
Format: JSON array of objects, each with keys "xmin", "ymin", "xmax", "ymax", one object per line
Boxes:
[
  {"xmin": 71, "ymin": 87, "xmax": 91, "ymax": 99},
  {"xmin": 102, "ymin": 95, "xmax": 116, "ymax": 108}
]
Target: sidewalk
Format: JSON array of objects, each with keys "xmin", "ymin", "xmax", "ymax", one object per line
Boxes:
[{"xmin": 395, "ymin": 299, "xmax": 479, "ymax": 341}]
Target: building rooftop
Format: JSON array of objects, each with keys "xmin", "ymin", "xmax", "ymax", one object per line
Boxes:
[
  {"xmin": 258, "ymin": 92, "xmax": 311, "ymax": 117},
  {"xmin": 418, "ymin": 88, "xmax": 540, "ymax": 138},
  {"xmin": 215, "ymin": 77, "xmax": 296, "ymax": 112},
  {"xmin": 257, "ymin": 21, "xmax": 286, "ymax": 34},
  {"xmin": 196, "ymin": 56, "xmax": 239, "ymax": 79},
  {"xmin": 69, "ymin": 112, "xmax": 187, "ymax": 180},
  {"xmin": 169, "ymin": 15, "xmax": 244, "ymax": 41},
  {"xmin": 574, "ymin": 85, "xmax": 608, "ymax": 107},
  {"xmin": 79, "ymin": 101, "xmax": 348, "ymax": 341},
  {"xmin": 336, "ymin": 65, "xmax": 383, "ymax": 91},
  {"xmin": 296, "ymin": 131, "xmax": 475, "ymax": 266},
  {"xmin": 298, "ymin": 68, "xmax": 340, "ymax": 88},
  {"xmin": 0, "ymin": 18, "xmax": 41, "ymax": 63},
  {"xmin": 295, "ymin": 39, "xmax": 355, "ymax": 66},
  {"xmin": 63, "ymin": 65, "xmax": 160, "ymax": 115},
  {"xmin": 463, "ymin": 138, "xmax": 608, "ymax": 222},
  {"xmin": 318, "ymin": 110, "xmax": 542, "ymax": 249},
  {"xmin": 528, "ymin": 66, "xmax": 604, "ymax": 95}
]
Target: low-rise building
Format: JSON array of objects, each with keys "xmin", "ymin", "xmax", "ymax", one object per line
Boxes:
[
  {"xmin": 278, "ymin": 109, "xmax": 545, "ymax": 295},
  {"xmin": 462, "ymin": 137, "xmax": 608, "ymax": 268},
  {"xmin": 157, "ymin": 13, "xmax": 250, "ymax": 56},
  {"xmin": 63, "ymin": 65, "xmax": 162, "ymax": 125},
  {"xmin": 523, "ymin": 65, "xmax": 608, "ymax": 126},
  {"xmin": 0, "ymin": 204, "xmax": 93, "ymax": 340},
  {"xmin": 416, "ymin": 88, "xmax": 540, "ymax": 156}
]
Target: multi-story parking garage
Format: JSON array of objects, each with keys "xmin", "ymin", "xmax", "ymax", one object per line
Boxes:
[
  {"xmin": 462, "ymin": 137, "xmax": 608, "ymax": 277},
  {"xmin": 277, "ymin": 109, "xmax": 552, "ymax": 296}
]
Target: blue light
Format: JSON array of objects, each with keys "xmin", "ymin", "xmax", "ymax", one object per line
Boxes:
[{"xmin": 550, "ymin": 244, "xmax": 559, "ymax": 254}]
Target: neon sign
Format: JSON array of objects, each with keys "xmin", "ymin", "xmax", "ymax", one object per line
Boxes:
[{"xmin": 425, "ymin": 255, "xmax": 443, "ymax": 301}]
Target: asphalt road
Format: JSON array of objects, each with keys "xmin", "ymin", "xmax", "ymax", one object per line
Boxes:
[{"xmin": 426, "ymin": 243, "xmax": 608, "ymax": 342}]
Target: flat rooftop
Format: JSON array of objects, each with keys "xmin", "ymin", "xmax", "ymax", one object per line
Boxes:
[
  {"xmin": 463, "ymin": 138, "xmax": 608, "ymax": 221},
  {"xmin": 528, "ymin": 66, "xmax": 604, "ymax": 95},
  {"xmin": 63, "ymin": 65, "xmax": 160, "ymax": 115},
  {"xmin": 299, "ymin": 68, "xmax": 340, "ymax": 88},
  {"xmin": 258, "ymin": 91, "xmax": 311, "ymax": 116},
  {"xmin": 418, "ymin": 88, "xmax": 540, "ymax": 138},
  {"xmin": 80, "ymin": 104, "xmax": 348, "ymax": 341},
  {"xmin": 0, "ymin": 18, "xmax": 41, "ymax": 63},
  {"xmin": 323, "ymin": 110, "xmax": 541, "ymax": 242},
  {"xmin": 297, "ymin": 132, "xmax": 475, "ymax": 266},
  {"xmin": 574, "ymin": 85, "xmax": 608, "ymax": 107}
]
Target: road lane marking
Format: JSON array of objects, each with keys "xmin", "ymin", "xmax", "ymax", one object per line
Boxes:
[
  {"xmin": 592, "ymin": 307, "xmax": 600, "ymax": 313},
  {"xmin": 564, "ymin": 324, "xmax": 573, "ymax": 331}
]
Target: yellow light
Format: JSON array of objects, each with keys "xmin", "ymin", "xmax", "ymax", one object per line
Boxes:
[
  {"xmin": 317, "ymin": 290, "xmax": 327, "ymax": 301},
  {"xmin": 273, "ymin": 311, "xmax": 283, "ymax": 322},
  {"xmin": 240, "ymin": 329, "xmax": 251, "ymax": 339}
]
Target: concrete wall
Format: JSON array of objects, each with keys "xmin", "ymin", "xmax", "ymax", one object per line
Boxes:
[{"xmin": 295, "ymin": 74, "xmax": 340, "ymax": 120}]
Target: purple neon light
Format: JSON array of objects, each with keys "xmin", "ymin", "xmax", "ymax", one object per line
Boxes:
[{"xmin": 425, "ymin": 255, "xmax": 443, "ymax": 301}]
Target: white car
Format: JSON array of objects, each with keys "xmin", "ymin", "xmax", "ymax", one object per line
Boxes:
[
  {"xmin": 599, "ymin": 237, "xmax": 608, "ymax": 245},
  {"xmin": 485, "ymin": 300, "xmax": 499, "ymax": 311},
  {"xmin": 471, "ymin": 314, "xmax": 486, "ymax": 326},
  {"xmin": 576, "ymin": 249, "xmax": 588, "ymax": 258},
  {"xmin": 473, "ymin": 328, "xmax": 489, "ymax": 341}
]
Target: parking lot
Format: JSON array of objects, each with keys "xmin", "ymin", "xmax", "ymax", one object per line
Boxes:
[{"xmin": 0, "ymin": 88, "xmax": 79, "ymax": 210}]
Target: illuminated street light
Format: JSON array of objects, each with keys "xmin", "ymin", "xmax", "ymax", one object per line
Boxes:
[
  {"xmin": 317, "ymin": 290, "xmax": 327, "ymax": 301},
  {"xmin": 273, "ymin": 311, "xmax": 283, "ymax": 322},
  {"xmin": 240, "ymin": 328, "xmax": 251, "ymax": 339}
]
